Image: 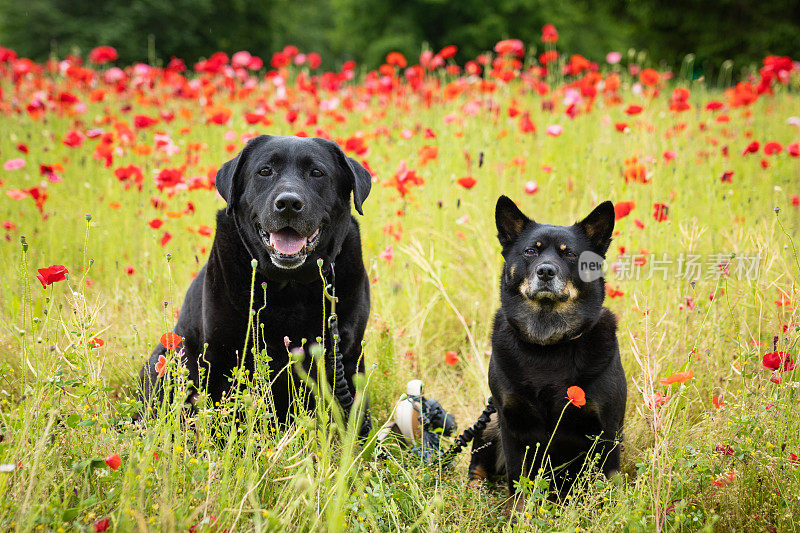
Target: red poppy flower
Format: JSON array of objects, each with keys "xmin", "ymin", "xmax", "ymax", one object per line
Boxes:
[
  {"xmin": 720, "ymin": 171, "xmax": 734, "ymax": 182},
  {"xmin": 457, "ymin": 176, "xmax": 477, "ymax": 189},
  {"xmin": 712, "ymin": 471, "xmax": 735, "ymax": 487},
  {"xmin": 624, "ymin": 105, "xmax": 643, "ymax": 115},
  {"xmin": 669, "ymin": 88, "xmax": 691, "ymax": 112},
  {"xmin": 644, "ymin": 392, "xmax": 668, "ymax": 409},
  {"xmin": 541, "ymin": 24, "xmax": 559, "ymax": 43},
  {"xmin": 155, "ymin": 354, "xmax": 167, "ymax": 377},
  {"xmin": 417, "ymin": 145, "xmax": 438, "ymax": 166},
  {"xmin": 36, "ymin": 265, "xmax": 68, "ymax": 288},
  {"xmin": 25, "ymin": 186, "xmax": 49, "ymax": 216},
  {"xmin": 614, "ymin": 201, "xmax": 635, "ymax": 220},
  {"xmin": 134, "ymin": 115, "xmax": 159, "ymax": 129},
  {"xmin": 711, "ymin": 395, "xmax": 725, "ymax": 409},
  {"xmin": 206, "ymin": 106, "xmax": 232, "ymax": 125},
  {"xmin": 715, "ymin": 444, "xmax": 734, "ymax": 456},
  {"xmin": 104, "ymin": 453, "xmax": 121, "ymax": 471},
  {"xmin": 439, "ymin": 45, "xmax": 457, "ymax": 59},
  {"xmin": 539, "ymin": 50, "xmax": 559, "ymax": 66},
  {"xmin": 88, "ymin": 46, "xmax": 118, "ymax": 64},
  {"xmin": 606, "ymin": 285, "xmax": 624, "ymax": 298},
  {"xmin": 384, "ymin": 160, "xmax": 424, "ymax": 197},
  {"xmin": 114, "ymin": 164, "xmax": 145, "ymax": 190},
  {"xmin": 615, "ymin": 122, "xmax": 630, "ymax": 132},
  {"xmin": 88, "ymin": 338, "xmax": 104, "ymax": 349},
  {"xmin": 160, "ymin": 332, "xmax": 184, "ymax": 350},
  {"xmin": 742, "ymin": 140, "xmax": 760, "ymax": 155},
  {"xmin": 762, "ymin": 351, "xmax": 795, "ymax": 371},
  {"xmin": 445, "ymin": 350, "xmax": 459, "ymax": 365},
  {"xmin": 659, "ymin": 369, "xmax": 694, "ymax": 385},
  {"xmin": 792, "ymin": 194, "xmax": 800, "ymax": 207},
  {"xmin": 764, "ymin": 141, "xmax": 783, "ymax": 155},
  {"xmin": 639, "ymin": 68, "xmax": 660, "ymax": 87},
  {"xmin": 519, "ymin": 112, "xmax": 535, "ymax": 134},
  {"xmin": 379, "ymin": 245, "xmax": 394, "ymax": 262},
  {"xmin": 652, "ymin": 203, "xmax": 669, "ymax": 222},
  {"xmin": 62, "ymin": 130, "xmax": 85, "ymax": 148},
  {"xmin": 385, "ymin": 52, "xmax": 407, "ymax": 68},
  {"xmin": 270, "ymin": 51, "xmax": 290, "ymax": 68},
  {"xmin": 566, "ymin": 386, "xmax": 586, "ymax": 408},
  {"xmin": 155, "ymin": 168, "xmax": 184, "ymax": 190},
  {"xmin": 788, "ymin": 143, "xmax": 800, "ymax": 157},
  {"xmin": 0, "ymin": 46, "xmax": 17, "ymax": 62},
  {"xmin": 494, "ymin": 39, "xmax": 524, "ymax": 57},
  {"xmin": 94, "ymin": 518, "xmax": 111, "ymax": 533}
]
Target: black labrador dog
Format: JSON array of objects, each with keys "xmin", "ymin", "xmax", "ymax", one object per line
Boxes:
[
  {"xmin": 139, "ymin": 135, "xmax": 372, "ymax": 435},
  {"xmin": 468, "ymin": 197, "xmax": 626, "ymax": 506}
]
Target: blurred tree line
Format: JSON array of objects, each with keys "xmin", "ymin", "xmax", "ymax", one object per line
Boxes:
[{"xmin": 1, "ymin": 0, "xmax": 798, "ymax": 74}]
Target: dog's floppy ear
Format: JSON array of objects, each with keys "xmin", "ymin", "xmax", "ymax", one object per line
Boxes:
[
  {"xmin": 345, "ymin": 156, "xmax": 372, "ymax": 215},
  {"xmin": 495, "ymin": 195, "xmax": 532, "ymax": 247},
  {"xmin": 215, "ymin": 135, "xmax": 270, "ymax": 215},
  {"xmin": 313, "ymin": 137, "xmax": 372, "ymax": 215},
  {"xmin": 577, "ymin": 201, "xmax": 615, "ymax": 255}
]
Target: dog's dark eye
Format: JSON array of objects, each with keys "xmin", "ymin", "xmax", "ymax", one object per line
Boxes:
[
  {"xmin": 310, "ymin": 169, "xmax": 324, "ymax": 177},
  {"xmin": 258, "ymin": 167, "xmax": 273, "ymax": 177},
  {"xmin": 524, "ymin": 248, "xmax": 539, "ymax": 257},
  {"xmin": 564, "ymin": 250, "xmax": 577, "ymax": 259}
]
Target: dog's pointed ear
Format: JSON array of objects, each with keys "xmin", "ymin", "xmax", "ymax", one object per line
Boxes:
[
  {"xmin": 577, "ymin": 201, "xmax": 615, "ymax": 255},
  {"xmin": 215, "ymin": 135, "xmax": 270, "ymax": 215},
  {"xmin": 495, "ymin": 195, "xmax": 532, "ymax": 247},
  {"xmin": 313, "ymin": 138, "xmax": 372, "ymax": 215}
]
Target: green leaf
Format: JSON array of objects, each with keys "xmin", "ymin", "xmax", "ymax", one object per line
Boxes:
[
  {"xmin": 71, "ymin": 460, "xmax": 90, "ymax": 472},
  {"xmin": 89, "ymin": 458, "xmax": 108, "ymax": 470},
  {"xmin": 65, "ymin": 414, "xmax": 81, "ymax": 428}
]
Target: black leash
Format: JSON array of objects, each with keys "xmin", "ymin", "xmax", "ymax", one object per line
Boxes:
[
  {"xmin": 438, "ymin": 397, "xmax": 496, "ymax": 467},
  {"xmin": 323, "ymin": 261, "xmax": 373, "ymax": 438}
]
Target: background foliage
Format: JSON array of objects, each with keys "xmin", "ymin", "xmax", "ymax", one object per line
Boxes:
[{"xmin": 1, "ymin": 0, "xmax": 799, "ymax": 72}]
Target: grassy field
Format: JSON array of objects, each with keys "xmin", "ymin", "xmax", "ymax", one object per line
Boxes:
[{"xmin": 1, "ymin": 44, "xmax": 799, "ymax": 531}]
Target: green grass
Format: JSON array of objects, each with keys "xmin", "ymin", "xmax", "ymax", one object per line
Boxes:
[{"xmin": 1, "ymin": 55, "xmax": 799, "ymax": 532}]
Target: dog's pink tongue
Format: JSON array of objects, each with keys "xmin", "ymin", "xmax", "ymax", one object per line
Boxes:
[{"xmin": 271, "ymin": 229, "xmax": 306, "ymax": 255}]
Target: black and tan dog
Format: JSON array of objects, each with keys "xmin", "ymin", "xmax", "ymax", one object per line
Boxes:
[
  {"xmin": 139, "ymin": 135, "xmax": 372, "ymax": 434},
  {"xmin": 468, "ymin": 196, "xmax": 626, "ymax": 504}
]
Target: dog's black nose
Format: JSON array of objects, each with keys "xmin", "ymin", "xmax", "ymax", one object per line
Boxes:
[
  {"xmin": 274, "ymin": 192, "xmax": 304, "ymax": 213},
  {"xmin": 536, "ymin": 263, "xmax": 557, "ymax": 281}
]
